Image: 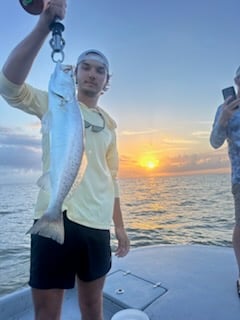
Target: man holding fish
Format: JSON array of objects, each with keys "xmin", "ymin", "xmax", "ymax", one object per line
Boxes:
[{"xmin": 0, "ymin": 0, "xmax": 130, "ymax": 319}]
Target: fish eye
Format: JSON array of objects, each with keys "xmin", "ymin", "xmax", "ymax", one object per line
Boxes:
[{"xmin": 63, "ymin": 66, "xmax": 72, "ymax": 73}]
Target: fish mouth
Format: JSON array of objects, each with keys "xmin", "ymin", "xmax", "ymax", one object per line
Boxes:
[{"xmin": 63, "ymin": 66, "xmax": 73, "ymax": 71}]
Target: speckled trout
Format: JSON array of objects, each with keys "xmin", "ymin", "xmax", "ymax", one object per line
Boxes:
[{"xmin": 27, "ymin": 62, "xmax": 85, "ymax": 244}]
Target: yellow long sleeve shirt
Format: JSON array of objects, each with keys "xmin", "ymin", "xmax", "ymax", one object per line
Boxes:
[{"xmin": 0, "ymin": 71, "xmax": 120, "ymax": 230}]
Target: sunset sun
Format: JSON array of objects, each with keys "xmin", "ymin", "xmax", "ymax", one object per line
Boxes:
[
  {"xmin": 139, "ymin": 156, "xmax": 159, "ymax": 170},
  {"xmin": 146, "ymin": 160, "xmax": 157, "ymax": 169}
]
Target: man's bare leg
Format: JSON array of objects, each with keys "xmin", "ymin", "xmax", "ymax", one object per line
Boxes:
[
  {"xmin": 233, "ymin": 225, "xmax": 240, "ymax": 274},
  {"xmin": 77, "ymin": 276, "xmax": 106, "ymax": 320},
  {"xmin": 31, "ymin": 288, "xmax": 64, "ymax": 320}
]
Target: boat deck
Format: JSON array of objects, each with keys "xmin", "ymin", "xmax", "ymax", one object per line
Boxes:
[{"xmin": 1, "ymin": 245, "xmax": 240, "ymax": 319}]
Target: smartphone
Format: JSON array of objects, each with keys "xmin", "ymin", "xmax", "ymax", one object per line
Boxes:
[
  {"xmin": 222, "ymin": 86, "xmax": 238, "ymax": 109},
  {"xmin": 222, "ymin": 86, "xmax": 237, "ymax": 102}
]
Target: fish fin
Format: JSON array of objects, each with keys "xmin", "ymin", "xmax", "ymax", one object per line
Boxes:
[
  {"xmin": 66, "ymin": 152, "xmax": 88, "ymax": 199},
  {"xmin": 26, "ymin": 213, "xmax": 64, "ymax": 245},
  {"xmin": 37, "ymin": 172, "xmax": 51, "ymax": 192}
]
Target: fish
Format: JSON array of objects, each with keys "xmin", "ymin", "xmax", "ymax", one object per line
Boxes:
[{"xmin": 27, "ymin": 62, "xmax": 85, "ymax": 244}]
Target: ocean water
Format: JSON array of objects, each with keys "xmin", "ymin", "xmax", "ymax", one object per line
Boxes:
[{"xmin": 0, "ymin": 173, "xmax": 235, "ymax": 297}]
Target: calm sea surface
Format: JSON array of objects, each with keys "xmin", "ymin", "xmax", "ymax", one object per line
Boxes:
[{"xmin": 0, "ymin": 173, "xmax": 235, "ymax": 297}]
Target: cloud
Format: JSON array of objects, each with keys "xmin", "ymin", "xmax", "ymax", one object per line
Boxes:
[
  {"xmin": 118, "ymin": 147, "xmax": 230, "ymax": 178},
  {"xmin": 0, "ymin": 134, "xmax": 41, "ymax": 147},
  {"xmin": 0, "ymin": 126, "xmax": 41, "ymax": 170},
  {"xmin": 120, "ymin": 129, "xmax": 159, "ymax": 136},
  {"xmin": 0, "ymin": 126, "xmax": 40, "ymax": 145},
  {"xmin": 192, "ymin": 131, "xmax": 210, "ymax": 138},
  {"xmin": 161, "ymin": 150, "xmax": 229, "ymax": 174},
  {"xmin": 162, "ymin": 138, "xmax": 198, "ymax": 145},
  {"xmin": 0, "ymin": 146, "xmax": 41, "ymax": 169}
]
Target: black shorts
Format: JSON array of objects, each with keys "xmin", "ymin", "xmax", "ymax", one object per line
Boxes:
[{"xmin": 29, "ymin": 212, "xmax": 112, "ymax": 289}]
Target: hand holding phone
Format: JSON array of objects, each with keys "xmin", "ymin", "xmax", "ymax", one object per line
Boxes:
[{"xmin": 222, "ymin": 86, "xmax": 238, "ymax": 109}]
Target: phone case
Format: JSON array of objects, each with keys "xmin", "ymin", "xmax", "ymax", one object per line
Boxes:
[{"xmin": 222, "ymin": 86, "xmax": 237, "ymax": 101}]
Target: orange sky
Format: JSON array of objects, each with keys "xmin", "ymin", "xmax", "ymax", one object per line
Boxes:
[{"xmin": 117, "ymin": 131, "xmax": 231, "ymax": 179}]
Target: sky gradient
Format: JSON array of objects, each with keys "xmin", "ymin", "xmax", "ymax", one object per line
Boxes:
[{"xmin": 1, "ymin": 0, "xmax": 240, "ymax": 182}]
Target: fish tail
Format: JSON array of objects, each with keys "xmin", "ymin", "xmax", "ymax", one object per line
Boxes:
[{"xmin": 27, "ymin": 212, "xmax": 64, "ymax": 245}]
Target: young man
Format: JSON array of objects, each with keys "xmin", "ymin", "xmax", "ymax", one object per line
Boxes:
[
  {"xmin": 210, "ymin": 67, "xmax": 240, "ymax": 297},
  {"xmin": 0, "ymin": 1, "xmax": 130, "ymax": 319}
]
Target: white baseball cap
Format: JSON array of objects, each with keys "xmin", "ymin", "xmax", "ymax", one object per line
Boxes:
[{"xmin": 76, "ymin": 49, "xmax": 109, "ymax": 73}]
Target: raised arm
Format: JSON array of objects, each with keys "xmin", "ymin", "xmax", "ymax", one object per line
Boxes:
[
  {"xmin": 2, "ymin": 0, "xmax": 66, "ymax": 85},
  {"xmin": 210, "ymin": 97, "xmax": 240, "ymax": 149}
]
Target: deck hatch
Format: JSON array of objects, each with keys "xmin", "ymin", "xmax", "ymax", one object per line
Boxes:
[{"xmin": 104, "ymin": 269, "xmax": 167, "ymax": 310}]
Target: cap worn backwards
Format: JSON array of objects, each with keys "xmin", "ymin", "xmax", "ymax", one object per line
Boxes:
[{"xmin": 76, "ymin": 49, "xmax": 109, "ymax": 73}]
